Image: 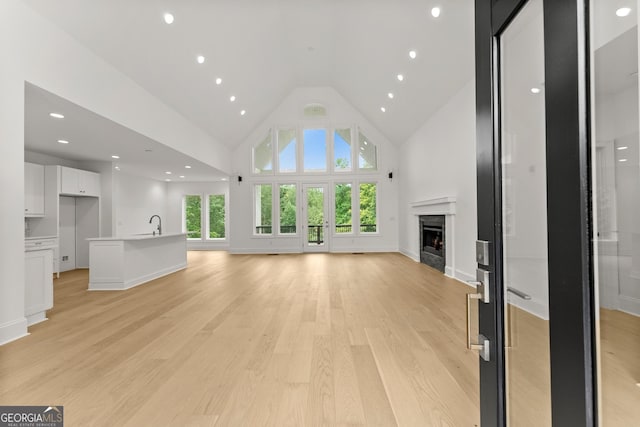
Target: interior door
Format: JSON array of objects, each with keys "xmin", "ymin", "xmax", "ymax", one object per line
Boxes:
[
  {"xmin": 303, "ymin": 183, "xmax": 329, "ymax": 252},
  {"xmin": 475, "ymin": 0, "xmax": 596, "ymax": 425}
]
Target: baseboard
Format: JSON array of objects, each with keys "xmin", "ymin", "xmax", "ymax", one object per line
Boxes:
[
  {"xmin": 89, "ymin": 263, "xmax": 187, "ymax": 291},
  {"xmin": 452, "ymin": 268, "xmax": 475, "ymax": 287},
  {"xmin": 26, "ymin": 312, "xmax": 48, "ymax": 326},
  {"xmin": 229, "ymin": 248, "xmax": 302, "ymax": 255},
  {"xmin": 399, "ymin": 248, "xmax": 419, "ymax": 262},
  {"xmin": 187, "ymin": 242, "xmax": 230, "ymax": 251},
  {"xmin": 618, "ymin": 295, "xmax": 640, "ymax": 317},
  {"xmin": 0, "ymin": 317, "xmax": 29, "ymax": 346},
  {"xmin": 509, "ymin": 297, "xmax": 549, "ymax": 320}
]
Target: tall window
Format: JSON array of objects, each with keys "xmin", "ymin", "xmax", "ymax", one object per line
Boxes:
[
  {"xmin": 358, "ymin": 131, "xmax": 377, "ymax": 171},
  {"xmin": 253, "ymin": 130, "xmax": 273, "ymax": 174},
  {"xmin": 255, "ymin": 184, "xmax": 273, "ymax": 235},
  {"xmin": 278, "ymin": 129, "xmax": 297, "ymax": 173},
  {"xmin": 184, "ymin": 195, "xmax": 202, "ymax": 239},
  {"xmin": 359, "ymin": 183, "xmax": 377, "ymax": 233},
  {"xmin": 335, "ymin": 183, "xmax": 353, "ymax": 233},
  {"xmin": 303, "ymin": 129, "xmax": 327, "ymax": 172},
  {"xmin": 334, "ymin": 128, "xmax": 352, "ymax": 172},
  {"xmin": 208, "ymin": 194, "xmax": 226, "ymax": 239},
  {"xmin": 279, "ymin": 184, "xmax": 297, "ymax": 234}
]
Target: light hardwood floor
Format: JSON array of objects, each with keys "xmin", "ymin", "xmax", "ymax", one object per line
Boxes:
[{"xmin": 0, "ymin": 252, "xmax": 481, "ymax": 427}]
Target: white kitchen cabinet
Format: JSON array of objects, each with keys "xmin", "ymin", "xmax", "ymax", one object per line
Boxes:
[
  {"xmin": 25, "ymin": 236, "xmax": 59, "ymax": 278},
  {"xmin": 60, "ymin": 166, "xmax": 100, "ymax": 197},
  {"xmin": 24, "ymin": 162, "xmax": 45, "ymax": 217},
  {"xmin": 24, "ymin": 248, "xmax": 53, "ymax": 326}
]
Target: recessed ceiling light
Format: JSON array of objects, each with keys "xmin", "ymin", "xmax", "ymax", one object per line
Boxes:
[
  {"xmin": 431, "ymin": 7, "xmax": 441, "ymax": 18},
  {"xmin": 240, "ymin": 110, "xmax": 246, "ymax": 116},
  {"xmin": 57, "ymin": 139, "xmax": 69, "ymax": 144},
  {"xmin": 165, "ymin": 179, "xmax": 172, "ymax": 182},
  {"xmin": 163, "ymin": 13, "xmax": 174, "ymax": 24},
  {"xmin": 49, "ymin": 113, "xmax": 64, "ymax": 119},
  {"xmin": 230, "ymin": 95, "xmax": 236, "ymax": 102},
  {"xmin": 185, "ymin": 165, "xmax": 192, "ymax": 169},
  {"xmin": 397, "ymin": 74, "xmax": 404, "ymax": 82},
  {"xmin": 215, "ymin": 77, "xmax": 222, "ymax": 85},
  {"xmin": 197, "ymin": 55, "xmax": 205, "ymax": 64},
  {"xmin": 114, "ymin": 166, "xmax": 120, "ymax": 171},
  {"xmin": 409, "ymin": 50, "xmax": 417, "ymax": 59},
  {"xmin": 222, "ymin": 178, "xmax": 228, "ymax": 181},
  {"xmin": 360, "ymin": 146, "xmax": 365, "ymax": 151},
  {"xmin": 531, "ymin": 87, "xmax": 541, "ymax": 94},
  {"xmin": 617, "ymin": 146, "xmax": 629, "ymax": 150},
  {"xmin": 179, "ymin": 175, "xmax": 185, "ymax": 178},
  {"xmin": 111, "ymin": 155, "xmax": 120, "ymax": 159},
  {"xmin": 619, "ymin": 158, "xmax": 628, "ymax": 162},
  {"xmin": 616, "ymin": 7, "xmax": 632, "ymax": 17},
  {"xmin": 165, "ymin": 171, "xmax": 172, "ymax": 175},
  {"xmin": 388, "ymin": 92, "xmax": 394, "ymax": 99},
  {"xmin": 380, "ymin": 107, "xmax": 386, "ymax": 113}
]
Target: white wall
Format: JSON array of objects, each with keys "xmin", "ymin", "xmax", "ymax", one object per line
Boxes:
[
  {"xmin": 229, "ymin": 87, "xmax": 399, "ymax": 254},
  {"xmin": 113, "ymin": 172, "xmax": 168, "ymax": 236},
  {"xmin": 167, "ymin": 181, "xmax": 230, "ymax": 250},
  {"xmin": 398, "ymin": 80, "xmax": 477, "ymax": 283},
  {"xmin": 1, "ymin": 0, "xmax": 229, "ymax": 344}
]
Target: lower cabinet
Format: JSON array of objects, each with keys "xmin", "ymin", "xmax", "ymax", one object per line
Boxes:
[{"xmin": 25, "ymin": 249, "xmax": 53, "ymax": 326}]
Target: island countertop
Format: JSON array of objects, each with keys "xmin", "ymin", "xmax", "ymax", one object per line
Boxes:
[{"xmin": 87, "ymin": 233, "xmax": 187, "ymax": 242}]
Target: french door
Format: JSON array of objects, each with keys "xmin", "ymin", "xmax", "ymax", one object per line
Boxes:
[
  {"xmin": 302, "ymin": 183, "xmax": 330, "ymax": 252},
  {"xmin": 475, "ymin": 0, "xmax": 597, "ymax": 425}
]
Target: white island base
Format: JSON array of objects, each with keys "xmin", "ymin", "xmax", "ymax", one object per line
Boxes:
[{"xmin": 88, "ymin": 233, "xmax": 187, "ymax": 291}]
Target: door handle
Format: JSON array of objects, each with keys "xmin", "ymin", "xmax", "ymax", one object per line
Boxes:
[
  {"xmin": 465, "ymin": 269, "xmax": 491, "ymax": 361},
  {"xmin": 466, "ymin": 289, "xmax": 491, "ymax": 361}
]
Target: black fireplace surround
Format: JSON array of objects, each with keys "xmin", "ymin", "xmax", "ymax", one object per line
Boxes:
[{"xmin": 419, "ymin": 215, "xmax": 445, "ymax": 272}]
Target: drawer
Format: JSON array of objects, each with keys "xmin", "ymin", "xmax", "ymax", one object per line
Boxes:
[{"xmin": 25, "ymin": 239, "xmax": 57, "ymax": 250}]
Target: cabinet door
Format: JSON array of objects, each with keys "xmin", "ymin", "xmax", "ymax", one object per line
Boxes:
[
  {"xmin": 24, "ymin": 249, "xmax": 54, "ymax": 316},
  {"xmin": 79, "ymin": 171, "xmax": 101, "ymax": 197},
  {"xmin": 60, "ymin": 166, "xmax": 80, "ymax": 195},
  {"xmin": 24, "ymin": 162, "xmax": 45, "ymax": 216}
]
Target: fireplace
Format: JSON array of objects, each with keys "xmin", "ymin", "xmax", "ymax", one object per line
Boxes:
[{"xmin": 420, "ymin": 215, "xmax": 445, "ymax": 272}]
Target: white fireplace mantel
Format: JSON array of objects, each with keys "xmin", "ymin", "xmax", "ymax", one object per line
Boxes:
[
  {"xmin": 410, "ymin": 197, "xmax": 457, "ymax": 215},
  {"xmin": 406, "ymin": 196, "xmax": 458, "ymax": 279}
]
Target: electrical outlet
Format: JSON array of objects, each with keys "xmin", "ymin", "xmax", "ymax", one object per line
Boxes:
[{"xmin": 62, "ymin": 256, "xmax": 69, "ymax": 261}]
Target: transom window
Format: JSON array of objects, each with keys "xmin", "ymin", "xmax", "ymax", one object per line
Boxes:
[{"xmin": 252, "ymin": 126, "xmax": 377, "ymax": 174}]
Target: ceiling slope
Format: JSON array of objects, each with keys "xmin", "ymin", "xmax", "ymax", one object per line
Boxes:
[{"xmin": 25, "ymin": 0, "xmax": 475, "ymax": 146}]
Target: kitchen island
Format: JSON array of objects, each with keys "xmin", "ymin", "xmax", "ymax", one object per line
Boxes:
[{"xmin": 87, "ymin": 233, "xmax": 187, "ymax": 290}]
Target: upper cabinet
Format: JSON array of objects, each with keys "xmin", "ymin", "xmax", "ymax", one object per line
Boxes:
[
  {"xmin": 24, "ymin": 162, "xmax": 45, "ymax": 217},
  {"xmin": 60, "ymin": 166, "xmax": 100, "ymax": 197}
]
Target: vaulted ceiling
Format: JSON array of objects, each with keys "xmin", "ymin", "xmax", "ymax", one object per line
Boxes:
[{"xmin": 24, "ymin": 0, "xmax": 474, "ymax": 147}]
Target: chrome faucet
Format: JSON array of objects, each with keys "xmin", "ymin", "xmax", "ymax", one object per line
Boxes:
[{"xmin": 149, "ymin": 215, "xmax": 162, "ymax": 235}]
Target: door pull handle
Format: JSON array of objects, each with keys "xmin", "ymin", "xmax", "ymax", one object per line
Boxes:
[{"xmin": 465, "ymin": 290, "xmax": 491, "ymax": 361}]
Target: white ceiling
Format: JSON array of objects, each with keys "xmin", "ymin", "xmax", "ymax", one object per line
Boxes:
[
  {"xmin": 23, "ymin": 0, "xmax": 475, "ymax": 147},
  {"xmin": 25, "ymin": 83, "xmax": 228, "ymax": 182}
]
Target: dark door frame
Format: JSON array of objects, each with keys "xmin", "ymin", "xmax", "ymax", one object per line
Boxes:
[{"xmin": 475, "ymin": 0, "xmax": 598, "ymax": 425}]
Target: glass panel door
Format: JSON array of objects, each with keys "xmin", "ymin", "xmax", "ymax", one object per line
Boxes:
[
  {"xmin": 303, "ymin": 184, "xmax": 329, "ymax": 252},
  {"xmin": 500, "ymin": 0, "xmax": 552, "ymax": 424},
  {"xmin": 591, "ymin": 1, "xmax": 640, "ymax": 424}
]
